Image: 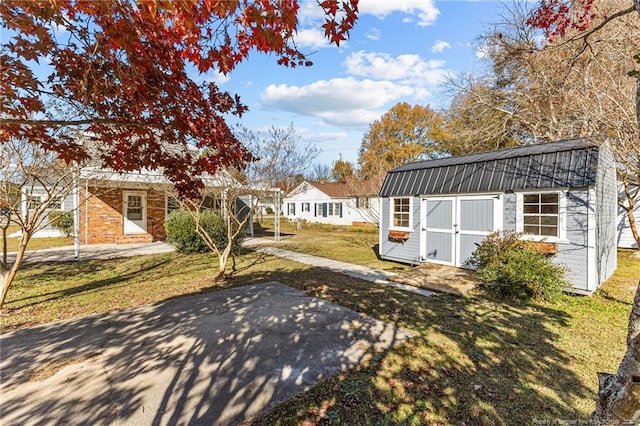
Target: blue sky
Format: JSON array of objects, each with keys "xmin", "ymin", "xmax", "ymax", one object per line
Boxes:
[{"xmin": 217, "ymin": 0, "xmax": 512, "ymax": 169}]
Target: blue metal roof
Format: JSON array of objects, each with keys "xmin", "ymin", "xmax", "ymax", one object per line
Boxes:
[{"xmin": 379, "ymin": 138, "xmax": 600, "ymax": 196}]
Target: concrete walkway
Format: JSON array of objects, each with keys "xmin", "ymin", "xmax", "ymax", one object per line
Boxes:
[
  {"xmin": 1, "ymin": 282, "xmax": 413, "ymax": 425},
  {"xmin": 8, "ymin": 241, "xmax": 175, "ymax": 263},
  {"xmin": 256, "ymin": 247, "xmax": 434, "ymax": 298},
  {"xmin": 8, "ymin": 238, "xmax": 433, "ymax": 297}
]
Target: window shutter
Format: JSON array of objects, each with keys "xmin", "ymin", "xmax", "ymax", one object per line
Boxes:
[
  {"xmin": 322, "ymin": 203, "xmax": 327, "ymax": 217},
  {"xmin": 355, "ymin": 197, "xmax": 360, "ymax": 208},
  {"xmin": 314, "ymin": 203, "xmax": 317, "ymax": 217},
  {"xmin": 339, "ymin": 203, "xmax": 343, "ymax": 217}
]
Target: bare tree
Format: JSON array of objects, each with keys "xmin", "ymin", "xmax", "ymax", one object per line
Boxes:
[
  {"xmin": 1, "ymin": 139, "xmax": 81, "ymax": 307},
  {"xmin": 309, "ymin": 163, "xmax": 332, "ymax": 183},
  {"xmin": 164, "ymin": 124, "xmax": 321, "ymax": 280},
  {"xmin": 447, "ymin": 0, "xmax": 640, "ymax": 247}
]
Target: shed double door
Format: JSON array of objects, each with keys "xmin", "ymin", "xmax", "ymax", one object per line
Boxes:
[{"xmin": 421, "ymin": 196, "xmax": 500, "ymax": 268}]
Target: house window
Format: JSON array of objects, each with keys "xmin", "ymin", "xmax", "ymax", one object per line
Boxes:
[
  {"xmin": 356, "ymin": 197, "xmax": 369, "ymax": 209},
  {"xmin": 287, "ymin": 202, "xmax": 296, "ymax": 215},
  {"xmin": 302, "ymin": 202, "xmax": 310, "ymax": 212},
  {"xmin": 28, "ymin": 195, "xmax": 42, "ymax": 210},
  {"xmin": 166, "ymin": 195, "xmax": 181, "ymax": 216},
  {"xmin": 48, "ymin": 196, "xmax": 62, "ymax": 210},
  {"xmin": 327, "ymin": 202, "xmax": 341, "ymax": 217},
  {"xmin": 391, "ymin": 197, "xmax": 411, "ymax": 229},
  {"xmin": 523, "ymin": 193, "xmax": 559, "ymax": 237}
]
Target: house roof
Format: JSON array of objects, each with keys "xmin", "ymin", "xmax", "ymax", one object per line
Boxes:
[
  {"xmin": 290, "ymin": 180, "xmax": 379, "ymax": 198},
  {"xmin": 379, "ymin": 138, "xmax": 601, "ymax": 197}
]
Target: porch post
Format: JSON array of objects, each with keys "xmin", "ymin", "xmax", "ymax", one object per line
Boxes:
[{"xmin": 73, "ymin": 166, "xmax": 80, "ymax": 259}]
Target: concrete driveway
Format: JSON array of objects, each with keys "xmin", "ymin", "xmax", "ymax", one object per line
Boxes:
[{"xmin": 0, "ymin": 282, "xmax": 412, "ymax": 425}]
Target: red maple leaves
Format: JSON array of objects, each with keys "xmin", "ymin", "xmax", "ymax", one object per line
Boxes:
[
  {"xmin": 1, "ymin": 0, "xmax": 359, "ymax": 198},
  {"xmin": 526, "ymin": 0, "xmax": 597, "ymax": 41}
]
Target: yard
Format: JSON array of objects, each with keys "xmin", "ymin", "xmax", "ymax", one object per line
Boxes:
[{"xmin": 1, "ymin": 221, "xmax": 638, "ymax": 424}]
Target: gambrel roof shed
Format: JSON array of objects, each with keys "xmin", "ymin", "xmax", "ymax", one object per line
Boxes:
[
  {"xmin": 377, "ymin": 138, "xmax": 617, "ymax": 295},
  {"xmin": 380, "ymin": 138, "xmax": 599, "ymax": 197}
]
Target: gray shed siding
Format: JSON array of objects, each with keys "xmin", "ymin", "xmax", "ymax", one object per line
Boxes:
[
  {"xmin": 557, "ymin": 190, "xmax": 590, "ymax": 292},
  {"xmin": 488, "ymin": 190, "xmax": 590, "ymax": 291},
  {"xmin": 379, "ymin": 197, "xmax": 422, "ymax": 265},
  {"xmin": 378, "ymin": 140, "xmax": 617, "ymax": 294},
  {"xmin": 594, "ymin": 146, "xmax": 617, "ymax": 286}
]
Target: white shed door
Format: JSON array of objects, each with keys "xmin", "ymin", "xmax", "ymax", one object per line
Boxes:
[
  {"xmin": 422, "ymin": 196, "xmax": 500, "ymax": 268},
  {"xmin": 123, "ymin": 192, "xmax": 147, "ymax": 234}
]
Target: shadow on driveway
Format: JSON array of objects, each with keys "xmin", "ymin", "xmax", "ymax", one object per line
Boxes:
[{"xmin": 0, "ymin": 282, "xmax": 411, "ymax": 425}]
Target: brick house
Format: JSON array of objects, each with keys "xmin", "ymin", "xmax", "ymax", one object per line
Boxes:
[{"xmin": 76, "ymin": 168, "xmax": 235, "ymax": 245}]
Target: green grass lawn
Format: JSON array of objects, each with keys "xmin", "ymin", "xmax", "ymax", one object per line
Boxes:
[
  {"xmin": 254, "ymin": 218, "xmax": 413, "ymax": 272},
  {"xmin": 1, "ymin": 225, "xmax": 638, "ymax": 424},
  {"xmin": 2, "ymin": 223, "xmax": 74, "ymax": 252}
]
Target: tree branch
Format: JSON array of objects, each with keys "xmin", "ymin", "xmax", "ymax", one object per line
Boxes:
[{"xmin": 0, "ymin": 118, "xmax": 147, "ymax": 127}]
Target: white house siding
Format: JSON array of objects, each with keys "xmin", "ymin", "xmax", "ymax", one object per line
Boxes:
[
  {"xmin": 378, "ymin": 197, "xmax": 422, "ymax": 265},
  {"xmin": 18, "ymin": 186, "xmax": 75, "ymax": 238},
  {"xmin": 617, "ymin": 185, "xmax": 639, "ymax": 249},
  {"xmin": 283, "ymin": 185, "xmax": 380, "ymax": 227}
]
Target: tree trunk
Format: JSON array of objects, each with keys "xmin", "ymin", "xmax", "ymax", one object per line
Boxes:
[
  {"xmin": 215, "ymin": 243, "xmax": 233, "ymax": 281},
  {"xmin": 0, "ymin": 232, "xmax": 30, "ymax": 308},
  {"xmin": 592, "ymin": 281, "xmax": 640, "ymax": 424}
]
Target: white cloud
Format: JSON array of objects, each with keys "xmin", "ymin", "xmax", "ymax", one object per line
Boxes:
[
  {"xmin": 206, "ymin": 70, "xmax": 230, "ymax": 85},
  {"xmin": 431, "ymin": 40, "xmax": 451, "ymax": 53},
  {"xmin": 261, "ymin": 77, "xmax": 419, "ymax": 127},
  {"xmin": 475, "ymin": 42, "xmax": 491, "ymax": 59},
  {"xmin": 366, "ymin": 28, "xmax": 381, "ymax": 41},
  {"xmin": 294, "ymin": 28, "xmax": 330, "ymax": 49},
  {"xmin": 344, "ymin": 50, "xmax": 448, "ymax": 85},
  {"xmin": 359, "ymin": 0, "xmax": 440, "ymax": 26}
]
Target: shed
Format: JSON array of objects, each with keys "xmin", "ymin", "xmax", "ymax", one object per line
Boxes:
[{"xmin": 378, "ymin": 138, "xmax": 617, "ymax": 294}]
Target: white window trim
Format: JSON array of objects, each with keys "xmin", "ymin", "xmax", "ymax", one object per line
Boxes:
[
  {"xmin": 327, "ymin": 202, "xmax": 341, "ymax": 217},
  {"xmin": 515, "ymin": 190, "xmax": 567, "ymax": 243},
  {"xmin": 389, "ymin": 196, "xmax": 413, "ymax": 232}
]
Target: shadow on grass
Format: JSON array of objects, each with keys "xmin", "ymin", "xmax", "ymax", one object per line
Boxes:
[
  {"xmin": 3, "ymin": 254, "xmax": 593, "ymax": 425},
  {"xmin": 8, "ymin": 258, "xmax": 171, "ymax": 308},
  {"xmin": 240, "ymin": 267, "xmax": 592, "ymax": 425}
]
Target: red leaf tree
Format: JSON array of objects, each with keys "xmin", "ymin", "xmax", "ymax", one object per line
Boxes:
[{"xmin": 0, "ymin": 0, "xmax": 359, "ymax": 198}]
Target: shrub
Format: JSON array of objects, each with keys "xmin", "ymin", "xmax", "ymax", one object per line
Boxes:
[
  {"xmin": 165, "ymin": 210, "xmax": 245, "ymax": 254},
  {"xmin": 473, "ymin": 230, "xmax": 567, "ymax": 302},
  {"xmin": 49, "ymin": 210, "xmax": 74, "ymax": 237},
  {"xmin": 265, "ymin": 207, "xmax": 274, "ymax": 214}
]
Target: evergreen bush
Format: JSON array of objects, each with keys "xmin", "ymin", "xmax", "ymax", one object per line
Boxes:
[
  {"xmin": 165, "ymin": 210, "xmax": 245, "ymax": 254},
  {"xmin": 49, "ymin": 210, "xmax": 74, "ymax": 237},
  {"xmin": 473, "ymin": 230, "xmax": 566, "ymax": 302}
]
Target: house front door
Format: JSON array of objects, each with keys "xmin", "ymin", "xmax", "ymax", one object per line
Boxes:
[{"xmin": 123, "ymin": 191, "xmax": 147, "ymax": 234}]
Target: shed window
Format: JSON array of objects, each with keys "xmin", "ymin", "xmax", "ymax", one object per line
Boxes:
[
  {"xmin": 523, "ymin": 193, "xmax": 559, "ymax": 237},
  {"xmin": 392, "ymin": 197, "xmax": 411, "ymax": 229},
  {"xmin": 302, "ymin": 202, "xmax": 310, "ymax": 212},
  {"xmin": 287, "ymin": 202, "xmax": 295, "ymax": 215}
]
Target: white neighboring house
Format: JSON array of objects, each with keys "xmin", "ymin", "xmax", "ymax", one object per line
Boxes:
[
  {"xmin": 283, "ymin": 181, "xmax": 380, "ymax": 226},
  {"xmin": 617, "ymin": 184, "xmax": 639, "ymax": 249},
  {"xmin": 7, "ymin": 185, "xmax": 75, "ymax": 239}
]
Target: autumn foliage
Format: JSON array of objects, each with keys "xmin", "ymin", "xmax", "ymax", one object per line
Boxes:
[{"xmin": 0, "ymin": 0, "xmax": 359, "ymax": 198}]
